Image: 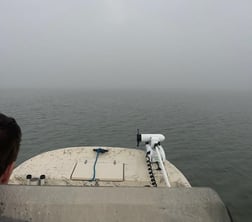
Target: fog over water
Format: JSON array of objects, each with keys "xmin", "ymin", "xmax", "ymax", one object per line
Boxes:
[
  {"xmin": 1, "ymin": 0, "xmax": 252, "ymax": 90},
  {"xmin": 1, "ymin": 2, "xmax": 252, "ymax": 221}
]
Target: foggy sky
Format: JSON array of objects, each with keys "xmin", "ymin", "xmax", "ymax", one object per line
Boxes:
[{"xmin": 1, "ymin": 0, "xmax": 252, "ymax": 90}]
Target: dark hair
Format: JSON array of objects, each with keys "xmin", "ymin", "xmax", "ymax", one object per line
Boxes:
[{"xmin": 0, "ymin": 113, "xmax": 21, "ymax": 176}]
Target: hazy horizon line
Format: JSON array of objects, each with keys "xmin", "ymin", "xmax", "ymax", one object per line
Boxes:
[{"xmin": 1, "ymin": 86, "xmax": 251, "ymax": 93}]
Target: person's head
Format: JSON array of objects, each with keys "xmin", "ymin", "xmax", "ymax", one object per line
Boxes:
[{"xmin": 0, "ymin": 113, "xmax": 21, "ymax": 184}]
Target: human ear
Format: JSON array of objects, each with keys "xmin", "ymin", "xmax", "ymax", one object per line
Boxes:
[{"xmin": 0, "ymin": 162, "xmax": 15, "ymax": 184}]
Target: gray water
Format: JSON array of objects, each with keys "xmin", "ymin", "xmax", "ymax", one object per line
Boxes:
[{"xmin": 0, "ymin": 89, "xmax": 252, "ymax": 222}]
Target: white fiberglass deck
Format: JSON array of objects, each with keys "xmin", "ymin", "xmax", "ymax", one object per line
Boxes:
[{"xmin": 10, "ymin": 147, "xmax": 191, "ymax": 187}]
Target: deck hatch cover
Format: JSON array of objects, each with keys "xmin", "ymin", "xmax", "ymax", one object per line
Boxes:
[{"xmin": 71, "ymin": 161, "xmax": 124, "ymax": 181}]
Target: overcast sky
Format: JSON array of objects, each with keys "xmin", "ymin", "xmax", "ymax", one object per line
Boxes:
[{"xmin": 0, "ymin": 0, "xmax": 252, "ymax": 90}]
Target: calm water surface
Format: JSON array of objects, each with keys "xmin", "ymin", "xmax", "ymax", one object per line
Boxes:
[{"xmin": 0, "ymin": 89, "xmax": 251, "ymax": 222}]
